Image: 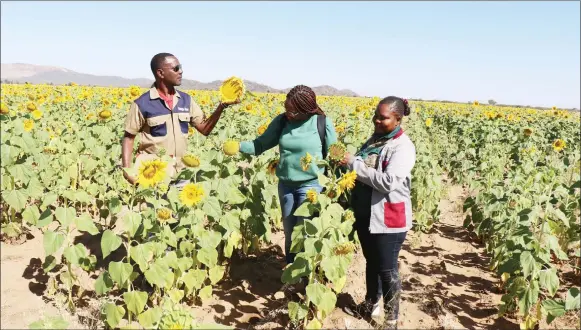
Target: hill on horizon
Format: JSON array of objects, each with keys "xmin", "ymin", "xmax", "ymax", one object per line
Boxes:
[{"xmin": 0, "ymin": 63, "xmax": 360, "ymax": 97}]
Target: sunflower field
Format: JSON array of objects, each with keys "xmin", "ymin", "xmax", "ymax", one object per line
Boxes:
[{"xmin": 0, "ymin": 82, "xmax": 579, "ymax": 329}]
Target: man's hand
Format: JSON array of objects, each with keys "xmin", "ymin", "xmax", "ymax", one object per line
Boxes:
[
  {"xmin": 221, "ymin": 98, "xmax": 241, "ymax": 107},
  {"xmin": 123, "ymin": 168, "xmax": 138, "ymax": 185}
]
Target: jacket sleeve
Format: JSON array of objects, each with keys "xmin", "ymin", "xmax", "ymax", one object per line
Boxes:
[
  {"xmin": 240, "ymin": 114, "xmax": 284, "ymax": 155},
  {"xmin": 346, "ymin": 141, "xmax": 416, "ymax": 194}
]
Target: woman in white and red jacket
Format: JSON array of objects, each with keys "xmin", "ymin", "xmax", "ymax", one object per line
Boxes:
[{"xmin": 340, "ymin": 96, "xmax": 416, "ymax": 330}]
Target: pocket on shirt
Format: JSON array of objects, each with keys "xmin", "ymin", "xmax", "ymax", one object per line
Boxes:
[
  {"xmin": 384, "ymin": 202, "xmax": 406, "ymax": 228},
  {"xmin": 147, "ymin": 116, "xmax": 167, "ymax": 137},
  {"xmin": 177, "ymin": 113, "xmax": 190, "ymax": 135}
]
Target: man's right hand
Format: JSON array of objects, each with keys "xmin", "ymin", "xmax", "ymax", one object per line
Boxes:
[{"xmin": 123, "ymin": 168, "xmax": 138, "ymax": 185}]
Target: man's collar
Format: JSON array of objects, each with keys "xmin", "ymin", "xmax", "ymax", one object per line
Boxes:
[{"xmin": 149, "ymin": 86, "xmax": 181, "ymax": 99}]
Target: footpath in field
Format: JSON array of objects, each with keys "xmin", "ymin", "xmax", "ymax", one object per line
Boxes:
[{"xmin": 0, "ymin": 180, "xmax": 575, "ymax": 329}]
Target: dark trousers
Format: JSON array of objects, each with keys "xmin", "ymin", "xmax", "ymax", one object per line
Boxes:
[{"xmin": 356, "ymin": 226, "xmax": 407, "ymax": 321}]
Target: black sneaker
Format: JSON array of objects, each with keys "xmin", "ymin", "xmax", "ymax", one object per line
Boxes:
[{"xmin": 343, "ymin": 300, "xmax": 380, "ymax": 319}]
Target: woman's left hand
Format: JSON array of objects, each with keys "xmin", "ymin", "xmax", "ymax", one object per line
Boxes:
[{"xmin": 339, "ymin": 152, "xmax": 352, "ymax": 167}]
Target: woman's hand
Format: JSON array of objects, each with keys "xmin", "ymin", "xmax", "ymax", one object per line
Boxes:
[{"xmin": 339, "ymin": 152, "xmax": 352, "ymax": 167}]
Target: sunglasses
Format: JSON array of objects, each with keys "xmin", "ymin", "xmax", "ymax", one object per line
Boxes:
[{"xmin": 168, "ymin": 64, "xmax": 182, "ymax": 72}]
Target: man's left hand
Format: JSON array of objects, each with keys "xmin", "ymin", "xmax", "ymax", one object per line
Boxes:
[
  {"xmin": 221, "ymin": 98, "xmax": 241, "ymax": 107},
  {"xmin": 339, "ymin": 152, "xmax": 352, "ymax": 167}
]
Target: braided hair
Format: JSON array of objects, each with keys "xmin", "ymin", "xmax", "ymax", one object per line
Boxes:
[
  {"xmin": 378, "ymin": 96, "xmax": 411, "ymax": 119},
  {"xmin": 285, "ymin": 85, "xmax": 325, "ymax": 120}
]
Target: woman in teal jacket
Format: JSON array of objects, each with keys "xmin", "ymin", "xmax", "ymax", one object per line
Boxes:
[{"xmin": 240, "ymin": 85, "xmax": 337, "ymax": 264}]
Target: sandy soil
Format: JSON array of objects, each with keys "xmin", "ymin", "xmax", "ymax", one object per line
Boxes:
[{"xmin": 2, "ymin": 180, "xmax": 579, "ymax": 329}]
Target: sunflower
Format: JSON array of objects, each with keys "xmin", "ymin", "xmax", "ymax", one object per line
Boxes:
[
  {"xmin": 328, "ymin": 143, "xmax": 347, "ymax": 162},
  {"xmin": 333, "ymin": 242, "xmax": 355, "ymax": 256},
  {"xmin": 552, "ymin": 139, "xmax": 566, "ymax": 152},
  {"xmin": 23, "ymin": 119, "xmax": 34, "ymax": 132},
  {"xmin": 425, "ymin": 118, "xmax": 433, "ymax": 127},
  {"xmin": 257, "ymin": 124, "xmax": 267, "ymax": 135},
  {"xmin": 26, "ymin": 102, "xmax": 37, "ymax": 112},
  {"xmin": 306, "ymin": 189, "xmax": 318, "ymax": 204},
  {"xmin": 188, "ymin": 126, "xmax": 195, "ymax": 136},
  {"xmin": 156, "ymin": 208, "xmax": 172, "ymax": 223},
  {"xmin": 473, "ymin": 101, "xmax": 479, "ymax": 106},
  {"xmin": 99, "ymin": 109, "xmax": 112, "ymax": 119},
  {"xmin": 0, "ymin": 103, "xmax": 8, "ymax": 115},
  {"xmin": 300, "ymin": 152, "xmax": 313, "ymax": 171},
  {"xmin": 182, "ymin": 155, "xmax": 200, "ymax": 168},
  {"xmin": 219, "ymin": 76, "xmax": 245, "ymax": 103},
  {"xmin": 338, "ymin": 170, "xmax": 357, "ymax": 191},
  {"xmin": 31, "ymin": 109, "xmax": 43, "ymax": 120},
  {"xmin": 267, "ymin": 158, "xmax": 279, "ymax": 175},
  {"xmin": 179, "ymin": 183, "xmax": 205, "ymax": 207},
  {"xmin": 137, "ymin": 159, "xmax": 167, "ymax": 188},
  {"xmin": 523, "ymin": 128, "xmax": 533, "ymax": 137},
  {"xmin": 335, "ymin": 123, "xmax": 346, "ymax": 134},
  {"xmin": 223, "ymin": 140, "xmax": 240, "ymax": 156}
]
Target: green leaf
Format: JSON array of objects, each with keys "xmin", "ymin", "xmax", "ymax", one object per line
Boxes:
[
  {"xmin": 520, "ymin": 251, "xmax": 539, "ymax": 279},
  {"xmin": 197, "ymin": 247, "xmax": 218, "ymax": 267},
  {"xmin": 26, "ymin": 177, "xmax": 44, "ymax": 199},
  {"xmin": 281, "ymin": 257, "xmax": 311, "ymax": 284},
  {"xmin": 74, "ymin": 213, "xmax": 99, "ymax": 235},
  {"xmin": 123, "ymin": 291, "xmax": 148, "ymax": 315},
  {"xmin": 63, "ymin": 243, "xmax": 89, "ymax": 266},
  {"xmin": 22, "ymin": 205, "xmax": 40, "ymax": 226},
  {"xmin": 303, "ymin": 219, "xmax": 319, "ymax": 235},
  {"xmin": 565, "ymin": 287, "xmax": 580, "ymax": 310},
  {"xmin": 198, "ymin": 230, "xmax": 222, "ymax": 249},
  {"xmin": 288, "ymin": 301, "xmax": 309, "ymax": 322},
  {"xmin": 104, "ymin": 303, "xmax": 125, "ymax": 328},
  {"xmin": 542, "ymin": 299, "xmax": 566, "ymax": 321},
  {"xmin": 182, "ymin": 269, "xmax": 207, "ymax": 292},
  {"xmin": 41, "ymin": 192, "xmax": 58, "ymax": 209},
  {"xmin": 144, "ymin": 262, "xmax": 173, "ymax": 289},
  {"xmin": 203, "ymin": 196, "xmax": 222, "ymax": 220},
  {"xmin": 199, "ymin": 285, "xmax": 213, "ymax": 302},
  {"xmin": 28, "ymin": 316, "xmax": 69, "ymax": 329},
  {"xmin": 37, "ymin": 209, "xmax": 53, "ymax": 228},
  {"xmin": 226, "ymin": 187, "xmax": 246, "ymax": 205},
  {"xmin": 167, "ymin": 288, "xmax": 184, "ymax": 304},
  {"xmin": 108, "ymin": 261, "xmax": 133, "ymax": 287},
  {"xmin": 306, "ymin": 283, "xmax": 337, "ymax": 317},
  {"xmin": 55, "ymin": 207, "xmax": 76, "ymax": 228},
  {"xmin": 129, "ymin": 243, "xmax": 154, "ymax": 272},
  {"xmin": 120, "ymin": 211, "xmax": 142, "ymax": 237},
  {"xmin": 43, "ymin": 230, "xmax": 65, "ymax": 256},
  {"xmin": 209, "ymin": 265, "xmax": 225, "ymax": 285},
  {"xmin": 2, "ymin": 189, "xmax": 28, "ymax": 212},
  {"xmin": 294, "ymin": 202, "xmax": 315, "ymax": 217},
  {"xmin": 95, "ymin": 271, "xmax": 114, "ymax": 296},
  {"xmin": 517, "ymin": 280, "xmax": 539, "ymax": 316},
  {"xmin": 101, "ymin": 229, "xmax": 123, "ymax": 259},
  {"xmin": 137, "ymin": 307, "xmax": 163, "ymax": 329},
  {"xmin": 306, "ymin": 318, "xmax": 322, "ymax": 330},
  {"xmin": 538, "ymin": 268, "xmax": 559, "ymax": 297}
]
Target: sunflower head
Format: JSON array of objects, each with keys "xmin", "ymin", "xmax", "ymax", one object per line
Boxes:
[
  {"xmin": 257, "ymin": 124, "xmax": 267, "ymax": 135},
  {"xmin": 523, "ymin": 128, "xmax": 533, "ymax": 137},
  {"xmin": 338, "ymin": 170, "xmax": 357, "ymax": 192},
  {"xmin": 267, "ymin": 158, "xmax": 279, "ymax": 176},
  {"xmin": 306, "ymin": 189, "xmax": 318, "ymax": 204},
  {"xmin": 219, "ymin": 76, "xmax": 246, "ymax": 103},
  {"xmin": 137, "ymin": 159, "xmax": 168, "ymax": 188},
  {"xmin": 31, "ymin": 109, "xmax": 43, "ymax": 120},
  {"xmin": 552, "ymin": 139, "xmax": 566, "ymax": 152},
  {"xmin": 425, "ymin": 118, "xmax": 433, "ymax": 127},
  {"xmin": 179, "ymin": 183, "xmax": 205, "ymax": 207},
  {"xmin": 223, "ymin": 140, "xmax": 240, "ymax": 156},
  {"xmin": 182, "ymin": 155, "xmax": 200, "ymax": 168},
  {"xmin": 23, "ymin": 119, "xmax": 34, "ymax": 132},
  {"xmin": 333, "ymin": 242, "xmax": 355, "ymax": 256},
  {"xmin": 0, "ymin": 103, "xmax": 9, "ymax": 115},
  {"xmin": 300, "ymin": 152, "xmax": 313, "ymax": 171},
  {"xmin": 328, "ymin": 143, "xmax": 347, "ymax": 162},
  {"xmin": 26, "ymin": 102, "xmax": 37, "ymax": 112},
  {"xmin": 99, "ymin": 109, "xmax": 112, "ymax": 119},
  {"xmin": 156, "ymin": 208, "xmax": 172, "ymax": 223}
]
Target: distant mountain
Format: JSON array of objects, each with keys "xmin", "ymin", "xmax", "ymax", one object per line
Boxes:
[{"xmin": 0, "ymin": 63, "xmax": 360, "ymax": 97}]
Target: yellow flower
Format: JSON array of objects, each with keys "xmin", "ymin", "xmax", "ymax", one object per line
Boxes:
[
  {"xmin": 267, "ymin": 158, "xmax": 279, "ymax": 176},
  {"xmin": 306, "ymin": 189, "xmax": 318, "ymax": 204},
  {"xmin": 179, "ymin": 183, "xmax": 205, "ymax": 207},
  {"xmin": 137, "ymin": 159, "xmax": 167, "ymax": 188},
  {"xmin": 188, "ymin": 126, "xmax": 195, "ymax": 136},
  {"xmin": 257, "ymin": 124, "xmax": 267, "ymax": 135},
  {"xmin": 223, "ymin": 140, "xmax": 240, "ymax": 156},
  {"xmin": 31, "ymin": 109, "xmax": 42, "ymax": 120},
  {"xmin": 523, "ymin": 128, "xmax": 533, "ymax": 137},
  {"xmin": 220, "ymin": 76, "xmax": 245, "ymax": 103},
  {"xmin": 182, "ymin": 155, "xmax": 200, "ymax": 168},
  {"xmin": 328, "ymin": 143, "xmax": 347, "ymax": 162},
  {"xmin": 425, "ymin": 118, "xmax": 433, "ymax": 127},
  {"xmin": 99, "ymin": 109, "xmax": 112, "ymax": 119},
  {"xmin": 333, "ymin": 242, "xmax": 355, "ymax": 256},
  {"xmin": 552, "ymin": 106, "xmax": 557, "ymax": 110},
  {"xmin": 156, "ymin": 208, "xmax": 172, "ymax": 223},
  {"xmin": 300, "ymin": 152, "xmax": 313, "ymax": 171},
  {"xmin": 23, "ymin": 119, "xmax": 34, "ymax": 132},
  {"xmin": 338, "ymin": 170, "xmax": 357, "ymax": 191},
  {"xmin": 552, "ymin": 139, "xmax": 566, "ymax": 152},
  {"xmin": 0, "ymin": 103, "xmax": 9, "ymax": 115},
  {"xmin": 473, "ymin": 101, "xmax": 479, "ymax": 106},
  {"xmin": 335, "ymin": 123, "xmax": 346, "ymax": 134},
  {"xmin": 26, "ymin": 102, "xmax": 37, "ymax": 112}
]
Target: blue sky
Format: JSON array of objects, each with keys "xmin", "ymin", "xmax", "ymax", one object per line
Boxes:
[{"xmin": 1, "ymin": 1, "xmax": 579, "ymax": 108}]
